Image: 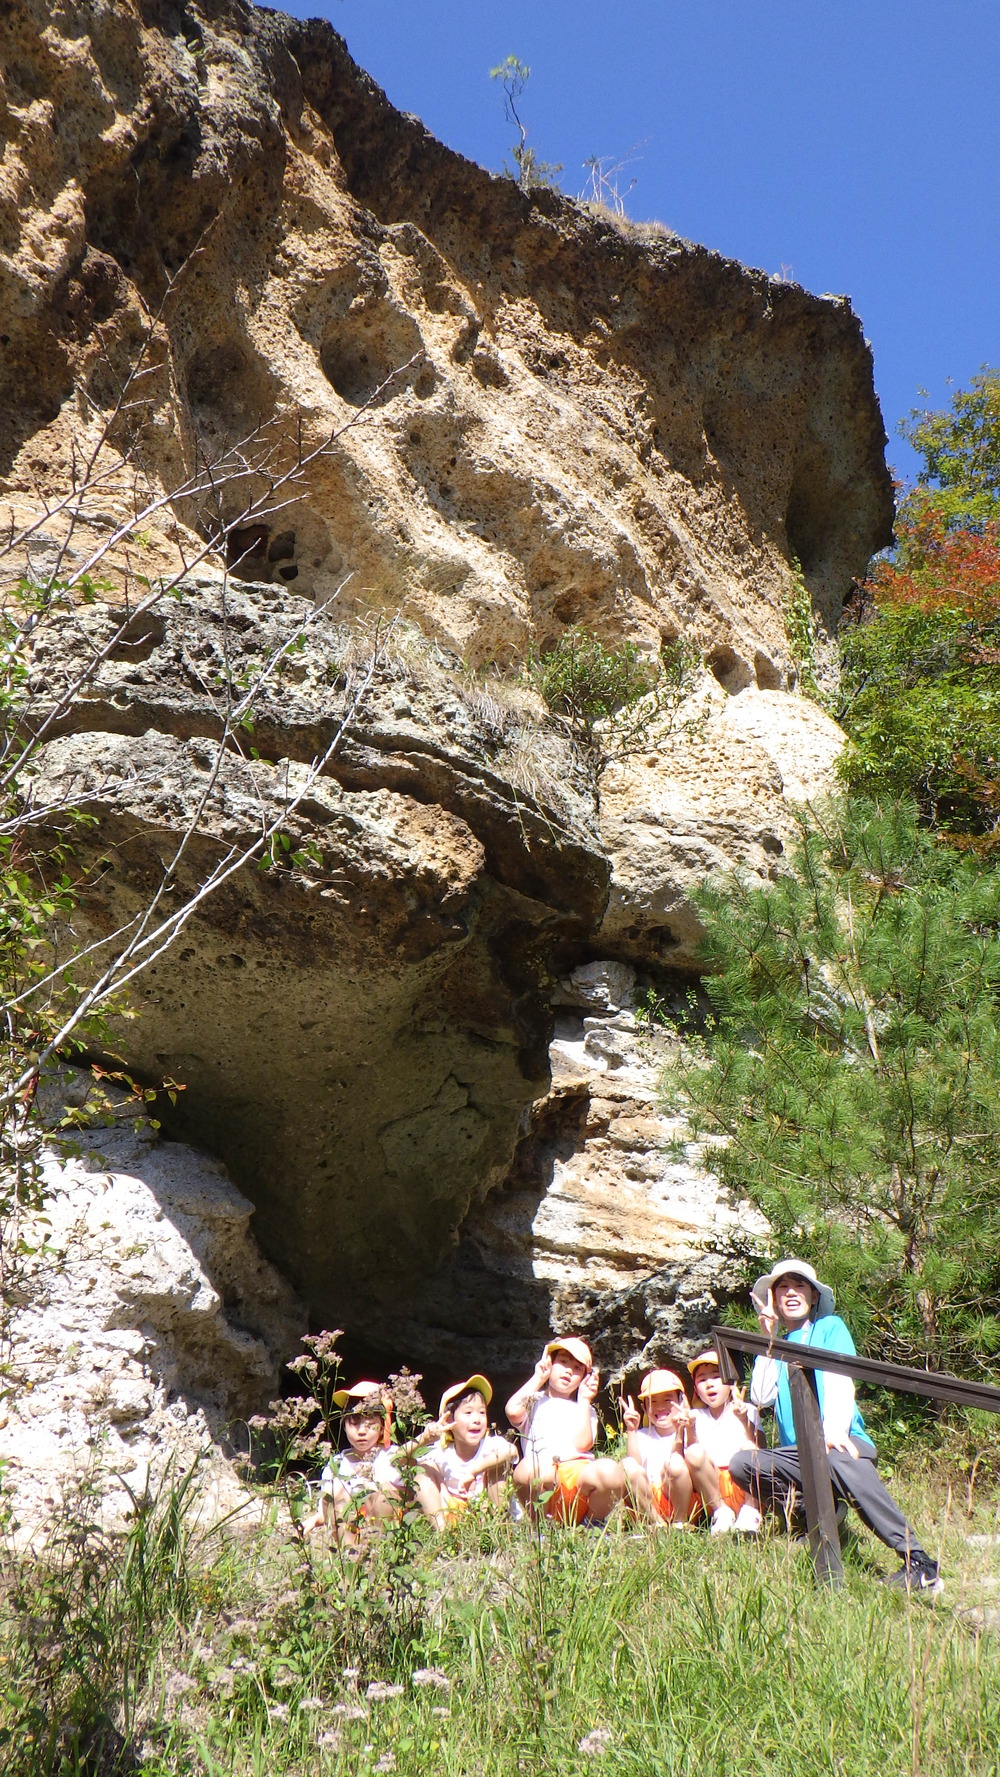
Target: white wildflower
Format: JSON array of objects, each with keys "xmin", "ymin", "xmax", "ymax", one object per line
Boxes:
[
  {"xmin": 366, "ymin": 1681, "xmax": 405, "ymax": 1700},
  {"xmin": 578, "ymin": 1727, "xmax": 613, "ymax": 1757},
  {"xmin": 317, "ymin": 1729, "xmax": 343, "ymax": 1749},
  {"xmin": 164, "ymin": 1672, "xmax": 197, "ymax": 1700},
  {"xmin": 412, "ymin": 1667, "xmax": 451, "ymax": 1690},
  {"xmin": 300, "ymin": 1695, "xmax": 325, "ymax": 1711},
  {"xmin": 374, "ymin": 1756, "xmax": 396, "ymax": 1773},
  {"xmin": 332, "ymin": 1704, "xmax": 367, "ymax": 1719},
  {"xmin": 432, "ymin": 1706, "xmax": 451, "ymax": 1718},
  {"xmin": 268, "ymin": 1702, "xmax": 290, "ymax": 1722}
]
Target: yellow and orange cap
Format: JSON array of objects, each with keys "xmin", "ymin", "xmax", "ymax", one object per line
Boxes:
[{"xmin": 545, "ymin": 1337, "xmax": 593, "ymax": 1369}]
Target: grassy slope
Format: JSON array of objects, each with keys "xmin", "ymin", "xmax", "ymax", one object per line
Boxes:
[{"xmin": 5, "ymin": 1467, "xmax": 1000, "ymax": 1777}]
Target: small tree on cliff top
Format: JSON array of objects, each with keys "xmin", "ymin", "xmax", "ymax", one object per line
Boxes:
[
  {"xmin": 490, "ymin": 56, "xmax": 563, "ymax": 191},
  {"xmin": 660, "ymin": 796, "xmax": 1000, "ymax": 1376}
]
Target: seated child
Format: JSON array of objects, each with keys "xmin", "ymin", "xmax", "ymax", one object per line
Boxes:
[
  {"xmin": 313, "ymin": 1380, "xmax": 401, "ymax": 1547},
  {"xmin": 620, "ymin": 1369, "xmax": 697, "ymax": 1525},
  {"xmin": 506, "ymin": 1337, "xmax": 627, "ymax": 1524},
  {"xmin": 683, "ymin": 1350, "xmax": 762, "ymax": 1535},
  {"xmin": 415, "ymin": 1374, "xmax": 517, "ymax": 1528}
]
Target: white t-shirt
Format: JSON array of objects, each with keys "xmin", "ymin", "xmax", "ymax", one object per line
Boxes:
[
  {"xmin": 691, "ymin": 1404, "xmax": 759, "ymax": 1470},
  {"xmin": 520, "ymin": 1393, "xmax": 598, "ymax": 1465},
  {"xmin": 418, "ymin": 1434, "xmax": 517, "ymax": 1498},
  {"xmin": 320, "ymin": 1447, "xmax": 399, "ymax": 1498},
  {"xmin": 631, "ymin": 1426, "xmax": 681, "ymax": 1485}
]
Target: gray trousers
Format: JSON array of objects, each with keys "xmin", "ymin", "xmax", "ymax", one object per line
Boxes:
[{"xmin": 729, "ymin": 1445, "xmax": 924, "ymax": 1558}]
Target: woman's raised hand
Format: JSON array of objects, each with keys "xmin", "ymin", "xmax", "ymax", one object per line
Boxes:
[{"xmin": 751, "ymin": 1285, "xmax": 780, "ymax": 1339}]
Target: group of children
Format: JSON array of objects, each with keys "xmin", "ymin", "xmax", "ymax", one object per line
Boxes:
[
  {"xmin": 314, "ymin": 1335, "xmax": 761, "ymax": 1545},
  {"xmin": 312, "ymin": 1256, "xmax": 942, "ymax": 1594}
]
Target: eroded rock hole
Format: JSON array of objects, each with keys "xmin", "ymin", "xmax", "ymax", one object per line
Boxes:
[
  {"xmin": 267, "ymin": 531, "xmax": 295, "ymax": 564},
  {"xmin": 226, "ymin": 524, "xmax": 269, "ymax": 576},
  {"xmin": 108, "ymin": 611, "xmax": 166, "ymax": 659},
  {"xmin": 320, "ymin": 307, "xmax": 425, "ymax": 407},
  {"xmin": 708, "ymin": 645, "xmax": 754, "ymax": 693},
  {"xmin": 186, "ymin": 341, "xmax": 261, "ymax": 431},
  {"xmin": 754, "ymin": 650, "xmax": 783, "ymax": 690}
]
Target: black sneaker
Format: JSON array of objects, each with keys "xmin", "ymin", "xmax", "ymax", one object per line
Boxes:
[{"xmin": 882, "ymin": 1553, "xmax": 943, "ymax": 1597}]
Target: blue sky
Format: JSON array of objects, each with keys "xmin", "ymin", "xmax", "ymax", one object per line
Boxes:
[{"xmin": 272, "ymin": 0, "xmax": 999, "ymax": 487}]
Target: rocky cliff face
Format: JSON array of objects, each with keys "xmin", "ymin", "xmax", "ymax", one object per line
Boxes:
[
  {"xmin": 6, "ymin": 1074, "xmax": 300, "ymax": 1534},
  {"xmin": 1, "ymin": 0, "xmax": 891, "ymax": 1489}
]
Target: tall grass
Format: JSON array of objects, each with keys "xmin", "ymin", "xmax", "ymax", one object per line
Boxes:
[{"xmin": 3, "ymin": 1468, "xmax": 1000, "ymax": 1776}]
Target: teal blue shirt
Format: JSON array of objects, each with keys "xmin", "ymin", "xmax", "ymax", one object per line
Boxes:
[{"xmin": 774, "ymin": 1314, "xmax": 872, "ymax": 1450}]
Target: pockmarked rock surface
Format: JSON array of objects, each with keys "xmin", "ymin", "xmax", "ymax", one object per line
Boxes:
[
  {"xmin": 1, "ymin": 0, "xmax": 885, "ymax": 1459},
  {"xmin": 1, "ymin": 0, "xmax": 890, "ymax": 667},
  {"xmin": 4, "ymin": 1094, "xmax": 300, "ymax": 1534},
  {"xmin": 598, "ymin": 681, "xmax": 846, "ymax": 965}
]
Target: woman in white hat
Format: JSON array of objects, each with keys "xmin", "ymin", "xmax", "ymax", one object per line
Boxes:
[{"xmin": 729, "ymin": 1260, "xmax": 941, "ymax": 1593}]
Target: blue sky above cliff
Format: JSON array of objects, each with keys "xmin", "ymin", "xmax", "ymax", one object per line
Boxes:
[{"xmin": 274, "ymin": 0, "xmax": 999, "ymax": 487}]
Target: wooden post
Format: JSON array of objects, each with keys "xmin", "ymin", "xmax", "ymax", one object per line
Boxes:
[{"xmin": 788, "ymin": 1362, "xmax": 844, "ymax": 1588}]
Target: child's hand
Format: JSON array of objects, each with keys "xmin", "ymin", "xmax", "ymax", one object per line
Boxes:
[
  {"xmin": 751, "ymin": 1285, "xmax": 780, "ymax": 1338},
  {"xmin": 421, "ymin": 1418, "xmax": 446, "ymax": 1442},
  {"xmin": 674, "ymin": 1401, "xmax": 693, "ymax": 1428},
  {"xmin": 731, "ymin": 1384, "xmax": 751, "ymax": 1419},
  {"xmin": 532, "ymin": 1352, "xmax": 553, "ymax": 1388},
  {"xmin": 580, "ymin": 1367, "xmax": 601, "ymax": 1404},
  {"xmin": 619, "ymin": 1394, "xmax": 641, "ymax": 1432}
]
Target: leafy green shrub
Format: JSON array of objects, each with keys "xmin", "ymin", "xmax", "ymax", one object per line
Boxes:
[
  {"xmin": 783, "ymin": 558, "xmax": 825, "ymax": 702},
  {"xmin": 532, "ymin": 628, "xmax": 655, "ymax": 736},
  {"xmin": 531, "ymin": 628, "xmax": 700, "ymax": 798},
  {"xmin": 899, "ymin": 367, "xmax": 1000, "ymax": 532}
]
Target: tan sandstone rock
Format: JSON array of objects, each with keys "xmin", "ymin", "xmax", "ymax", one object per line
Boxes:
[
  {"xmin": 0, "ymin": 0, "xmax": 884, "ymax": 1436},
  {"xmin": 598, "ymin": 678, "xmax": 845, "ymax": 965}
]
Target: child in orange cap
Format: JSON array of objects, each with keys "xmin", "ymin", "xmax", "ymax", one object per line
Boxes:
[
  {"xmin": 620, "ymin": 1369, "xmax": 698, "ymax": 1525},
  {"xmin": 683, "ymin": 1351, "xmax": 763, "ymax": 1534},
  {"xmin": 506, "ymin": 1338, "xmax": 627, "ymax": 1524},
  {"xmin": 415, "ymin": 1375, "xmax": 518, "ymax": 1528},
  {"xmin": 313, "ymin": 1381, "xmax": 404, "ymax": 1547}
]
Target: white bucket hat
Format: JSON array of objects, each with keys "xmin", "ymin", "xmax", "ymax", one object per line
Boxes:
[{"xmin": 752, "ymin": 1258, "xmax": 835, "ymax": 1321}]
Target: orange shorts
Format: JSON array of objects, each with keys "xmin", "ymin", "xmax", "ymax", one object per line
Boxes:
[
  {"xmin": 692, "ymin": 1468, "xmax": 746, "ymax": 1514},
  {"xmin": 650, "ymin": 1482, "xmax": 702, "ymax": 1525},
  {"xmin": 544, "ymin": 1458, "xmax": 592, "ymax": 1524},
  {"xmin": 651, "ymin": 1482, "xmax": 675, "ymax": 1523}
]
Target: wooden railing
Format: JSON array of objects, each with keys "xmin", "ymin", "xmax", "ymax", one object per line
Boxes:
[{"xmin": 711, "ymin": 1325, "xmax": 1000, "ymax": 1585}]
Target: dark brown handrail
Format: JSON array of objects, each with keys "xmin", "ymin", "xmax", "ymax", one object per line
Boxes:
[{"xmin": 711, "ymin": 1326, "xmax": 1000, "ymax": 1414}]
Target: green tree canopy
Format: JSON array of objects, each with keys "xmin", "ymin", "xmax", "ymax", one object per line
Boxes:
[
  {"xmin": 837, "ymin": 509, "xmax": 1000, "ymax": 846},
  {"xmin": 900, "ymin": 367, "xmax": 1000, "ymax": 533},
  {"xmin": 661, "ymin": 798, "xmax": 1000, "ymax": 1375}
]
